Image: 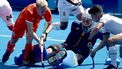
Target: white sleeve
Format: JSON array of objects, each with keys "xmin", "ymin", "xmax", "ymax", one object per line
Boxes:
[
  {"xmin": 100, "ymin": 14, "xmax": 110, "ymax": 25},
  {"xmin": 99, "ymin": 14, "xmax": 111, "ymax": 33}
]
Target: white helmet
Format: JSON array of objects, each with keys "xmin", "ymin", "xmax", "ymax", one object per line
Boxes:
[
  {"xmin": 83, "ymin": 8, "xmax": 92, "ymax": 20},
  {"xmin": 82, "ymin": 8, "xmax": 93, "ymax": 27}
]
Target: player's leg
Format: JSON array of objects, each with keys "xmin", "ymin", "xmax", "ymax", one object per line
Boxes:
[
  {"xmin": 72, "ymin": 4, "xmax": 84, "ymax": 22},
  {"xmin": 2, "ymin": 33, "xmax": 19, "ymax": 62},
  {"xmin": 23, "ymin": 33, "xmax": 33, "ymax": 64},
  {"xmin": 59, "ymin": 50, "xmax": 78, "ymax": 68},
  {"xmin": 31, "ymin": 44, "xmax": 47, "ymax": 63},
  {"xmin": 14, "ymin": 44, "xmax": 47, "ymax": 65},
  {"xmin": 105, "ymin": 41, "xmax": 120, "ymax": 65},
  {"xmin": 105, "ymin": 45, "xmax": 120, "ymax": 65},
  {"xmin": 2, "ymin": 14, "xmax": 26, "ymax": 62},
  {"xmin": 52, "ymin": 10, "xmax": 69, "ymax": 30},
  {"xmin": 105, "ymin": 33, "xmax": 122, "ymax": 69},
  {"xmin": 113, "ymin": 34, "xmax": 122, "ymax": 58},
  {"xmin": 52, "ymin": 2, "xmax": 70, "ymax": 30},
  {"xmin": 47, "ymin": 44, "xmax": 67, "ymax": 66}
]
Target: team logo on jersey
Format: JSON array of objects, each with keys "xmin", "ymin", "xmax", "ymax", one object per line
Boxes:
[{"xmin": 6, "ymin": 14, "xmax": 12, "ymax": 22}]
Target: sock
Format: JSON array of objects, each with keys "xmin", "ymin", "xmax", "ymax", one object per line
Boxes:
[
  {"xmin": 109, "ymin": 46, "xmax": 117, "ymax": 67},
  {"xmin": 52, "ymin": 22, "xmax": 61, "ymax": 30},
  {"xmin": 6, "ymin": 41, "xmax": 15, "ymax": 53},
  {"xmin": 23, "ymin": 43, "xmax": 33, "ymax": 61}
]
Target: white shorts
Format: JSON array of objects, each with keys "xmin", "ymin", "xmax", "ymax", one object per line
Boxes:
[
  {"xmin": 0, "ymin": 0, "xmax": 14, "ymax": 26},
  {"xmin": 58, "ymin": 0, "xmax": 84, "ymax": 22}
]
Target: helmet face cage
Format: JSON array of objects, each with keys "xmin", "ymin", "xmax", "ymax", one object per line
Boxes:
[
  {"xmin": 82, "ymin": 16, "xmax": 92, "ymax": 27},
  {"xmin": 82, "ymin": 8, "xmax": 93, "ymax": 27},
  {"xmin": 82, "ymin": 17, "xmax": 93, "ymax": 32}
]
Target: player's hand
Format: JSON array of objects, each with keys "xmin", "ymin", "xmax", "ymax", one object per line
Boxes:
[
  {"xmin": 40, "ymin": 33, "xmax": 47, "ymax": 41},
  {"xmin": 108, "ymin": 38, "xmax": 114, "ymax": 43},
  {"xmin": 39, "ymin": 37, "xmax": 44, "ymax": 46}
]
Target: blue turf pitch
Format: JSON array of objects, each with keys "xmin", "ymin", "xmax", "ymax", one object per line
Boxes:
[{"xmin": 0, "ymin": 11, "xmax": 122, "ymax": 69}]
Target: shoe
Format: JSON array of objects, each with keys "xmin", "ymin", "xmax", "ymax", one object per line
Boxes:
[
  {"xmin": 2, "ymin": 51, "xmax": 11, "ymax": 63},
  {"xmin": 105, "ymin": 58, "xmax": 120, "ymax": 65},
  {"xmin": 105, "ymin": 64, "xmax": 117, "ymax": 69}
]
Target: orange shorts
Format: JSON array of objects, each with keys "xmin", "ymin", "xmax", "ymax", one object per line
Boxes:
[{"xmin": 12, "ymin": 21, "xmax": 38, "ymax": 39}]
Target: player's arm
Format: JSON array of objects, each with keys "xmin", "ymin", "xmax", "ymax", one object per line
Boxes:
[
  {"xmin": 95, "ymin": 33, "xmax": 109, "ymax": 51},
  {"xmin": 87, "ymin": 22, "xmax": 104, "ymax": 51},
  {"xmin": 26, "ymin": 20, "xmax": 40, "ymax": 43},
  {"xmin": 44, "ymin": 21, "xmax": 52, "ymax": 34},
  {"xmin": 41, "ymin": 21, "xmax": 52, "ymax": 41},
  {"xmin": 88, "ymin": 22, "xmax": 104, "ymax": 40},
  {"xmin": 91, "ymin": 32, "xmax": 110, "ymax": 57},
  {"xmin": 41, "ymin": 8, "xmax": 52, "ymax": 41}
]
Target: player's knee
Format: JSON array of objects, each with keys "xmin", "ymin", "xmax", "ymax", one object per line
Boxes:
[
  {"xmin": 107, "ymin": 39, "xmax": 115, "ymax": 46},
  {"xmin": 10, "ymin": 39, "xmax": 17, "ymax": 44}
]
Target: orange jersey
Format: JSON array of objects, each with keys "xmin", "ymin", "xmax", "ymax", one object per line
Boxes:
[{"xmin": 13, "ymin": 3, "xmax": 52, "ymax": 38}]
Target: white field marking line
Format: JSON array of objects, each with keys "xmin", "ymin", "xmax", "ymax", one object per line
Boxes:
[
  {"xmin": 0, "ymin": 34, "xmax": 121, "ymax": 46},
  {"xmin": 0, "ymin": 35, "xmax": 12, "ymax": 38},
  {"xmin": 0, "ymin": 34, "xmax": 65, "ymax": 42},
  {"xmin": 94, "ymin": 43, "xmax": 120, "ymax": 47}
]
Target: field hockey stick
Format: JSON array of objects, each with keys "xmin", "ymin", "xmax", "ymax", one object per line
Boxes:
[
  {"xmin": 87, "ymin": 40, "xmax": 95, "ymax": 69},
  {"xmin": 90, "ymin": 48, "xmax": 95, "ymax": 69},
  {"xmin": 40, "ymin": 37, "xmax": 45, "ymax": 67},
  {"xmin": 40, "ymin": 33, "xmax": 48, "ymax": 67},
  {"xmin": 41, "ymin": 45, "xmax": 44, "ymax": 67},
  {"xmin": 91, "ymin": 56, "xmax": 95, "ymax": 69}
]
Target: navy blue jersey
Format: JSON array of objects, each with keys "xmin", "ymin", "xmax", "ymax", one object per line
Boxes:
[{"xmin": 64, "ymin": 21, "xmax": 103, "ymax": 60}]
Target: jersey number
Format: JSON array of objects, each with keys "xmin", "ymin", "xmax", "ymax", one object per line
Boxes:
[{"xmin": 6, "ymin": 14, "xmax": 12, "ymax": 21}]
